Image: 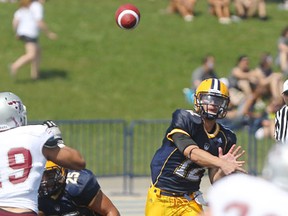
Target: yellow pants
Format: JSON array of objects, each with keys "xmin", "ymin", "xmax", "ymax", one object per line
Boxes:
[{"xmin": 145, "ymin": 185, "xmax": 203, "ymax": 216}]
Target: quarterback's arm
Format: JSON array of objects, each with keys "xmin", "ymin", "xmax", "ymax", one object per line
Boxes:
[
  {"xmin": 171, "ymin": 133, "xmax": 230, "ymax": 168},
  {"xmin": 171, "ymin": 133, "xmax": 246, "ymax": 178},
  {"xmin": 183, "ymin": 144, "xmax": 246, "ymax": 177}
]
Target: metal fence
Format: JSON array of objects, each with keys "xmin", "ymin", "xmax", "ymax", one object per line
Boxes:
[{"xmin": 32, "ymin": 119, "xmax": 275, "ymax": 194}]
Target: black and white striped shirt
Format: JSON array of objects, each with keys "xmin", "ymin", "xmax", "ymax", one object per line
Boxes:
[{"xmin": 275, "ymin": 105, "xmax": 288, "ymax": 142}]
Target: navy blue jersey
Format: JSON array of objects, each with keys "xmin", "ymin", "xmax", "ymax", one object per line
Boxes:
[
  {"xmin": 38, "ymin": 169, "xmax": 100, "ymax": 216},
  {"xmin": 151, "ymin": 109, "xmax": 237, "ymax": 193}
]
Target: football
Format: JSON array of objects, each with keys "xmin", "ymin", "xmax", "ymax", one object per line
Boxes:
[{"xmin": 115, "ymin": 4, "xmax": 140, "ymax": 30}]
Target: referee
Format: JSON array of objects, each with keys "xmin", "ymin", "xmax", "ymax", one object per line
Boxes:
[{"xmin": 275, "ymin": 79, "xmax": 288, "ymax": 142}]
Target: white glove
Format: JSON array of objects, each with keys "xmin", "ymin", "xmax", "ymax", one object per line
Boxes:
[{"xmin": 43, "ymin": 120, "xmax": 63, "ymax": 144}]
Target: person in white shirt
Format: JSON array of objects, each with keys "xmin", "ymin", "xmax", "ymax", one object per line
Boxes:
[
  {"xmin": 0, "ymin": 92, "xmax": 86, "ymax": 216},
  {"xmin": 10, "ymin": 0, "xmax": 57, "ymax": 80},
  {"xmin": 202, "ymin": 141, "xmax": 288, "ymax": 216}
]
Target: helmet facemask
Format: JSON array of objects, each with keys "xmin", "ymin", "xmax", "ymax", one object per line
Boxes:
[
  {"xmin": 38, "ymin": 164, "xmax": 67, "ymax": 198},
  {"xmin": 195, "ymin": 92, "xmax": 229, "ymax": 120},
  {"xmin": 194, "ymin": 78, "xmax": 230, "ymax": 120}
]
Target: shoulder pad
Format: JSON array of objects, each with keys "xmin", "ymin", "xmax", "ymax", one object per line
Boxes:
[
  {"xmin": 185, "ymin": 110, "xmax": 202, "ymax": 124},
  {"xmin": 65, "ymin": 169, "xmax": 100, "ymax": 206}
]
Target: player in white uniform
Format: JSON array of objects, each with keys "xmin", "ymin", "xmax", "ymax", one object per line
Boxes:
[
  {"xmin": 203, "ymin": 141, "xmax": 288, "ymax": 216},
  {"xmin": 0, "ymin": 92, "xmax": 86, "ymax": 216}
]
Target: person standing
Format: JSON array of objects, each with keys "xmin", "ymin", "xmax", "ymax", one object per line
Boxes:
[
  {"xmin": 10, "ymin": 0, "xmax": 57, "ymax": 80},
  {"xmin": 10, "ymin": 0, "xmax": 39, "ymax": 80},
  {"xmin": 0, "ymin": 92, "xmax": 85, "ymax": 215},
  {"xmin": 145, "ymin": 78, "xmax": 246, "ymax": 216},
  {"xmin": 38, "ymin": 161, "xmax": 120, "ymax": 216},
  {"xmin": 275, "ymin": 79, "xmax": 288, "ymax": 142},
  {"xmin": 29, "ymin": 0, "xmax": 57, "ymax": 79}
]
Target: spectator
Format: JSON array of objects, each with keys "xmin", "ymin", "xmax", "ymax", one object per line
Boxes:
[
  {"xmin": 202, "ymin": 141, "xmax": 288, "ymax": 216},
  {"xmin": 216, "ymin": 86, "xmax": 248, "ymax": 131},
  {"xmin": 166, "ymin": 0, "xmax": 197, "ymax": 22},
  {"xmin": 38, "ymin": 161, "xmax": 120, "ymax": 216},
  {"xmin": 241, "ymin": 53, "xmax": 284, "ymax": 116},
  {"xmin": 254, "ymin": 98, "xmax": 282, "ymax": 140},
  {"xmin": 192, "ymin": 55, "xmax": 218, "ymax": 89},
  {"xmin": 275, "ymin": 79, "xmax": 288, "ymax": 142},
  {"xmin": 228, "ymin": 55, "xmax": 257, "ymax": 96},
  {"xmin": 10, "ymin": 0, "xmax": 57, "ymax": 80},
  {"xmin": 0, "ymin": 92, "xmax": 85, "ymax": 215},
  {"xmin": 276, "ymin": 26, "xmax": 288, "ymax": 75},
  {"xmin": 253, "ymin": 53, "xmax": 283, "ymax": 100},
  {"xmin": 208, "ymin": 0, "xmax": 231, "ymax": 24},
  {"xmin": 233, "ymin": 0, "xmax": 267, "ymax": 20},
  {"xmin": 145, "ymin": 78, "xmax": 246, "ymax": 216},
  {"xmin": 218, "ymin": 55, "xmax": 259, "ymax": 129},
  {"xmin": 183, "ymin": 55, "xmax": 218, "ymax": 104}
]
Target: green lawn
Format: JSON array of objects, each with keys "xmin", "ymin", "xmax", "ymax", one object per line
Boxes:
[{"xmin": 0, "ymin": 0, "xmax": 287, "ymax": 121}]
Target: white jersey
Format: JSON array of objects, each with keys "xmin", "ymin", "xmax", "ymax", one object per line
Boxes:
[
  {"xmin": 0, "ymin": 125, "xmax": 53, "ymax": 213},
  {"xmin": 206, "ymin": 173, "xmax": 288, "ymax": 216}
]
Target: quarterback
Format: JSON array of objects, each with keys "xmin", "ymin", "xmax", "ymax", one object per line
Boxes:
[{"xmin": 145, "ymin": 78, "xmax": 246, "ymax": 216}]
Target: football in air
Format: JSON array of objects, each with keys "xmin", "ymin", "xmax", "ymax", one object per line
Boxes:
[{"xmin": 115, "ymin": 4, "xmax": 140, "ymax": 30}]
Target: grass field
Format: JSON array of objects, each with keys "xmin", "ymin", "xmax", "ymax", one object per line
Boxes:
[{"xmin": 0, "ymin": 0, "xmax": 287, "ymax": 121}]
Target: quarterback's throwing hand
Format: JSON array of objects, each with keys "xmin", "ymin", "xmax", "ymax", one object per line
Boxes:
[{"xmin": 219, "ymin": 144, "xmax": 247, "ymax": 174}]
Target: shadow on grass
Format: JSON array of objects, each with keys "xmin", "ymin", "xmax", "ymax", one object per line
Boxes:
[
  {"xmin": 14, "ymin": 69, "xmax": 68, "ymax": 84},
  {"xmin": 40, "ymin": 69, "xmax": 68, "ymax": 80}
]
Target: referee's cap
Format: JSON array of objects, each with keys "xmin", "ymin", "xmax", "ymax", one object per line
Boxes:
[{"xmin": 283, "ymin": 79, "xmax": 288, "ymax": 94}]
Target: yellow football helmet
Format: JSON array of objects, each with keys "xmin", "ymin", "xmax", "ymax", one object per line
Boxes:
[
  {"xmin": 38, "ymin": 161, "xmax": 67, "ymax": 198},
  {"xmin": 194, "ymin": 78, "xmax": 230, "ymax": 119}
]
